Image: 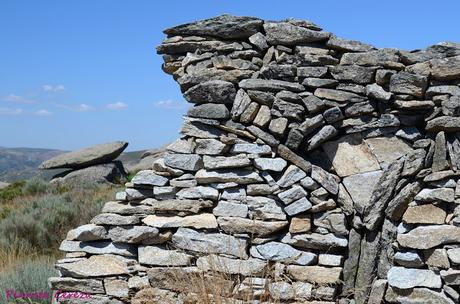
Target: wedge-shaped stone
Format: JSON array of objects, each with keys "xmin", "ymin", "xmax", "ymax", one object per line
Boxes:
[
  {"xmin": 388, "ymin": 267, "xmax": 441, "ymax": 289},
  {"xmin": 398, "ymin": 225, "xmax": 460, "ymax": 249},
  {"xmin": 287, "ymin": 265, "xmax": 342, "ymax": 284},
  {"xmin": 196, "ymin": 255, "xmax": 266, "ymax": 276},
  {"xmin": 56, "ymin": 255, "xmax": 133, "ymax": 278},
  {"xmin": 326, "ymin": 35, "xmax": 375, "ymax": 52},
  {"xmin": 195, "ymin": 168, "xmax": 262, "ymax": 184},
  {"xmin": 141, "ymin": 198, "xmax": 213, "ymax": 214},
  {"xmin": 365, "ymin": 136, "xmax": 413, "ymax": 169},
  {"xmin": 172, "ymin": 228, "xmax": 248, "ymax": 259},
  {"xmin": 59, "ymin": 240, "xmax": 136, "ymax": 257},
  {"xmin": 143, "ymin": 214, "xmax": 218, "ymax": 229},
  {"xmin": 250, "ymin": 241, "xmax": 316, "ymax": 265},
  {"xmin": 138, "ymin": 246, "xmax": 192, "ymax": 266},
  {"xmin": 101, "ymin": 201, "xmax": 153, "ymax": 215},
  {"xmin": 187, "ymin": 103, "xmax": 230, "ymax": 119},
  {"xmin": 217, "ymin": 217, "xmax": 287, "ymax": 236}
]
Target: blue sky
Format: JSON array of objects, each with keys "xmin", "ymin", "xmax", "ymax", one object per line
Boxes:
[{"xmin": 1, "ymin": 0, "xmax": 459, "ymax": 151}]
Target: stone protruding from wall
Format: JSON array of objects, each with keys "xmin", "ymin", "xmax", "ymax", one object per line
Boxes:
[{"xmin": 49, "ymin": 14, "xmax": 460, "ymax": 304}]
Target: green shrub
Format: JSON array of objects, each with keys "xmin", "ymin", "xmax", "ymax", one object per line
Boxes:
[
  {"xmin": 0, "ymin": 181, "xmax": 25, "ymax": 203},
  {"xmin": 0, "ymin": 258, "xmax": 56, "ymax": 303},
  {"xmin": 22, "ymin": 179, "xmax": 49, "ymax": 196}
]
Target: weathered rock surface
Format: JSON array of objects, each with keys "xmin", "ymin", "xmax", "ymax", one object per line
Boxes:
[{"xmin": 40, "ymin": 141, "xmax": 128, "ymax": 169}]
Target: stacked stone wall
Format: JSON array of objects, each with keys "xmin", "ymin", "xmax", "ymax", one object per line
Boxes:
[{"xmin": 50, "ymin": 15, "xmax": 460, "ymax": 304}]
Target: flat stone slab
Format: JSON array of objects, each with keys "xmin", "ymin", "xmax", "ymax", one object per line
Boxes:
[
  {"xmin": 323, "ymin": 134, "xmax": 380, "ymax": 177},
  {"xmin": 365, "ymin": 137, "xmax": 412, "ymax": 168},
  {"xmin": 398, "ymin": 225, "xmax": 460, "ymax": 249},
  {"xmin": 387, "ymin": 267, "xmax": 441, "ymax": 289},
  {"xmin": 40, "ymin": 141, "xmax": 128, "ymax": 169}
]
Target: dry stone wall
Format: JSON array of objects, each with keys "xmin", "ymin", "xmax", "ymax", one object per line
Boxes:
[{"xmin": 49, "ymin": 15, "xmax": 460, "ymax": 304}]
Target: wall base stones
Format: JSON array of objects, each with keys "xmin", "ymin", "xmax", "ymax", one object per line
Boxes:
[{"xmin": 50, "ymin": 14, "xmax": 460, "ymax": 304}]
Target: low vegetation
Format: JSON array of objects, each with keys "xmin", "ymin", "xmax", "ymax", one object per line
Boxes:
[{"xmin": 0, "ymin": 178, "xmax": 121, "ymax": 303}]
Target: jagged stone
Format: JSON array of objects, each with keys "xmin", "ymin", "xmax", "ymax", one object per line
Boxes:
[{"xmin": 163, "ymin": 15, "xmax": 263, "ymax": 39}]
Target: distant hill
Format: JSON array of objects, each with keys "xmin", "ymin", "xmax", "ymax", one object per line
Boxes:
[
  {"xmin": 0, "ymin": 147, "xmax": 151, "ymax": 183},
  {"xmin": 0, "ymin": 147, "xmax": 65, "ymax": 182}
]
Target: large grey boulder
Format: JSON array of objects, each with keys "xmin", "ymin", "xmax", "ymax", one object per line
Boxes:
[
  {"xmin": 51, "ymin": 161, "xmax": 126, "ymax": 185},
  {"xmin": 40, "ymin": 141, "xmax": 128, "ymax": 169}
]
